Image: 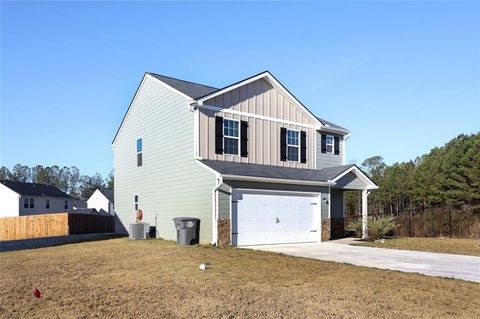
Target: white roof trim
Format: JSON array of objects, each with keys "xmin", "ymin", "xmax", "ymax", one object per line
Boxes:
[
  {"xmin": 218, "ymin": 174, "xmax": 336, "ymax": 187},
  {"xmin": 330, "ymin": 166, "xmax": 378, "ymax": 190},
  {"xmin": 196, "ymin": 71, "xmax": 323, "ymax": 128}
]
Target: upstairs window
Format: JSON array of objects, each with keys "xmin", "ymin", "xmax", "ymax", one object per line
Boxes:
[
  {"xmin": 46, "ymin": 199, "xmax": 50, "ymax": 209},
  {"xmin": 136, "ymin": 138, "xmax": 143, "ymax": 167},
  {"xmin": 326, "ymin": 135, "xmax": 334, "ymax": 154},
  {"xmin": 134, "ymin": 195, "xmax": 139, "ymax": 211},
  {"xmin": 24, "ymin": 198, "xmax": 29, "ymax": 208},
  {"xmin": 287, "ymin": 129, "xmax": 300, "ymax": 162},
  {"xmin": 29, "ymin": 198, "xmax": 34, "ymax": 209},
  {"xmin": 223, "ymin": 119, "xmax": 239, "ymax": 155},
  {"xmin": 64, "ymin": 200, "xmax": 68, "ymax": 210}
]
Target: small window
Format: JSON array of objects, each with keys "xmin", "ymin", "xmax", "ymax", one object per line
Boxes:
[
  {"xmin": 29, "ymin": 198, "xmax": 34, "ymax": 209},
  {"xmin": 286, "ymin": 129, "xmax": 300, "ymax": 162},
  {"xmin": 223, "ymin": 119, "xmax": 239, "ymax": 155},
  {"xmin": 137, "ymin": 138, "xmax": 143, "ymax": 167},
  {"xmin": 326, "ymin": 135, "xmax": 334, "ymax": 154},
  {"xmin": 24, "ymin": 198, "xmax": 29, "ymax": 208},
  {"xmin": 46, "ymin": 199, "xmax": 50, "ymax": 209},
  {"xmin": 64, "ymin": 200, "xmax": 68, "ymax": 210},
  {"xmin": 134, "ymin": 195, "xmax": 139, "ymax": 211}
]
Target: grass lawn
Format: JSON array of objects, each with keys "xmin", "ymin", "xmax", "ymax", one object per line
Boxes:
[
  {"xmin": 1, "ymin": 238, "xmax": 479, "ymax": 318},
  {"xmin": 352, "ymin": 237, "xmax": 480, "ymax": 256}
]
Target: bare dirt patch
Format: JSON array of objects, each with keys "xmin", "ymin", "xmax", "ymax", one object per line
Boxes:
[{"xmin": 1, "ymin": 238, "xmax": 479, "ymax": 318}]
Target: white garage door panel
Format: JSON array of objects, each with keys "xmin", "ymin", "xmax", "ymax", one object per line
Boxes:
[{"xmin": 235, "ymin": 191, "xmax": 320, "ymax": 246}]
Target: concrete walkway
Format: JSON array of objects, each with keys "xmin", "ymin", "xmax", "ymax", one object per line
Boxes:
[
  {"xmin": 244, "ymin": 241, "xmax": 480, "ymax": 283},
  {"xmin": 0, "ymin": 233, "xmax": 119, "ymax": 252}
]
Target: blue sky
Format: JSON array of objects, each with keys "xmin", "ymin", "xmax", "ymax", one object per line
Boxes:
[{"xmin": 1, "ymin": 1, "xmax": 479, "ymax": 177}]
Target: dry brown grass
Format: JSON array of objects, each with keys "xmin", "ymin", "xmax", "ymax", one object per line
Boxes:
[
  {"xmin": 353, "ymin": 237, "xmax": 480, "ymax": 256},
  {"xmin": 1, "ymin": 238, "xmax": 479, "ymax": 319}
]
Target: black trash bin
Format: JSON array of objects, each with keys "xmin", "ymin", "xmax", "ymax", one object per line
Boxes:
[{"xmin": 173, "ymin": 217, "xmax": 200, "ymax": 245}]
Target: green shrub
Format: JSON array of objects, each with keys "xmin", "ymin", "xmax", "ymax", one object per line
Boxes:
[{"xmin": 346, "ymin": 215, "xmax": 396, "ymax": 241}]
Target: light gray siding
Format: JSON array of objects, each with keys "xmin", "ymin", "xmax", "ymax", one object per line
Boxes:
[
  {"xmin": 330, "ymin": 189, "xmax": 344, "ymax": 219},
  {"xmin": 321, "ymin": 191, "xmax": 329, "ymax": 219},
  {"xmin": 114, "ymin": 75, "xmax": 216, "ymax": 243},
  {"xmin": 316, "ymin": 132, "xmax": 344, "ymax": 169},
  {"xmin": 334, "ymin": 172, "xmax": 367, "ymax": 190}
]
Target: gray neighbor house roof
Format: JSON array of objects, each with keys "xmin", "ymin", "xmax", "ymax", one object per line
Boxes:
[
  {"xmin": 0, "ymin": 180, "xmax": 71, "ymax": 198},
  {"xmin": 98, "ymin": 189, "xmax": 114, "ymax": 202},
  {"xmin": 200, "ymin": 160, "xmax": 356, "ymax": 183},
  {"xmin": 147, "ymin": 72, "xmax": 347, "ymax": 132}
]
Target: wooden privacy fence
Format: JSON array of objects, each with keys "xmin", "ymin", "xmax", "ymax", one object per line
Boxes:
[{"xmin": 0, "ymin": 213, "xmax": 114, "ymax": 241}]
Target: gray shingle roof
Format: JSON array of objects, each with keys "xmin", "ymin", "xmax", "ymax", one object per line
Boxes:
[
  {"xmin": 99, "ymin": 189, "xmax": 114, "ymax": 202},
  {"xmin": 0, "ymin": 180, "xmax": 71, "ymax": 198},
  {"xmin": 200, "ymin": 160, "xmax": 355, "ymax": 183},
  {"xmin": 316, "ymin": 116, "xmax": 349, "ymax": 132},
  {"xmin": 148, "ymin": 73, "xmax": 218, "ymax": 99}
]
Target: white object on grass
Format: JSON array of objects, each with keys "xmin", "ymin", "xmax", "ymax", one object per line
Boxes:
[{"xmin": 199, "ymin": 263, "xmax": 208, "ymax": 270}]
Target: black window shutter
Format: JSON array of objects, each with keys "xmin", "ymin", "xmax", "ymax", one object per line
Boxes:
[
  {"xmin": 215, "ymin": 116, "xmax": 224, "ymax": 155},
  {"xmin": 240, "ymin": 121, "xmax": 248, "ymax": 157},
  {"xmin": 300, "ymin": 131, "xmax": 307, "ymax": 163},
  {"xmin": 280, "ymin": 128, "xmax": 287, "ymax": 161},
  {"xmin": 321, "ymin": 134, "xmax": 327, "ymax": 153},
  {"xmin": 334, "ymin": 136, "xmax": 340, "ymax": 155}
]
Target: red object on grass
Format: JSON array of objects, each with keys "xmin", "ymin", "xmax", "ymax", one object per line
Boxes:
[{"xmin": 34, "ymin": 288, "xmax": 41, "ymax": 298}]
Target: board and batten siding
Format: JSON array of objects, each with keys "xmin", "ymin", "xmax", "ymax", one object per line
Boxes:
[
  {"xmin": 114, "ymin": 75, "xmax": 216, "ymax": 243},
  {"xmin": 316, "ymin": 132, "xmax": 344, "ymax": 169},
  {"xmin": 199, "ymin": 79, "xmax": 317, "ymax": 169}
]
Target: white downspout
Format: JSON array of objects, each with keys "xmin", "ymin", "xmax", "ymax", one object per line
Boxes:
[{"xmin": 211, "ymin": 175, "xmax": 223, "ymax": 245}]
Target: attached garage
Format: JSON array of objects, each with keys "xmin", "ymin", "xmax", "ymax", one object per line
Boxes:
[{"xmin": 232, "ymin": 190, "xmax": 321, "ymax": 246}]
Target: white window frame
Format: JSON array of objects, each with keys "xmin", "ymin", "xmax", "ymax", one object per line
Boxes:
[
  {"xmin": 223, "ymin": 118, "xmax": 240, "ymax": 156},
  {"xmin": 286, "ymin": 129, "xmax": 300, "ymax": 162},
  {"xmin": 326, "ymin": 135, "xmax": 335, "ymax": 154},
  {"xmin": 136, "ymin": 137, "xmax": 143, "ymax": 167}
]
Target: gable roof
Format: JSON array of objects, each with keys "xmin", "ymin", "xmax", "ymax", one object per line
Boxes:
[
  {"xmin": 147, "ymin": 73, "xmax": 218, "ymax": 99},
  {"xmin": 113, "ymin": 71, "xmax": 349, "ymax": 145},
  {"xmin": 0, "ymin": 180, "xmax": 71, "ymax": 198},
  {"xmin": 98, "ymin": 189, "xmax": 114, "ymax": 202},
  {"xmin": 198, "ymin": 160, "xmax": 377, "ymax": 189}
]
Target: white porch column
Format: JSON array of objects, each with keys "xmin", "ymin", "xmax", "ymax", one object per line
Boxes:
[{"xmin": 362, "ymin": 190, "xmax": 368, "ymax": 239}]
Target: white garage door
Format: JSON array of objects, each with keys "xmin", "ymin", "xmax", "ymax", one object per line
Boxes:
[{"xmin": 232, "ymin": 191, "xmax": 320, "ymax": 246}]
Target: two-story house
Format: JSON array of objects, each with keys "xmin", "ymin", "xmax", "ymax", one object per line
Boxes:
[
  {"xmin": 0, "ymin": 180, "xmax": 73, "ymax": 218},
  {"xmin": 113, "ymin": 71, "xmax": 377, "ymax": 246}
]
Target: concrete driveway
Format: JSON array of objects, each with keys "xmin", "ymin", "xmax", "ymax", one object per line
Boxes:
[{"xmin": 244, "ymin": 241, "xmax": 480, "ymax": 283}]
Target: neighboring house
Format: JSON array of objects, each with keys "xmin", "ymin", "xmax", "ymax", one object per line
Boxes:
[
  {"xmin": 87, "ymin": 189, "xmax": 115, "ymax": 215},
  {"xmin": 113, "ymin": 71, "xmax": 378, "ymax": 246},
  {"xmin": 0, "ymin": 180, "xmax": 72, "ymax": 218}
]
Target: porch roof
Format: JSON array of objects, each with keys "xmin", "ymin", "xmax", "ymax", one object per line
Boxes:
[{"xmin": 199, "ymin": 160, "xmax": 377, "ymax": 189}]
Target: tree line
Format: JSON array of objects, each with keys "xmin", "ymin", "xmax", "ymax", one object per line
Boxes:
[
  {"xmin": 0, "ymin": 165, "xmax": 114, "ymax": 199},
  {"xmin": 346, "ymin": 133, "xmax": 480, "ymax": 215}
]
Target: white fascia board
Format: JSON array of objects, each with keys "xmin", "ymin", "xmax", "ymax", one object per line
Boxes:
[
  {"xmin": 330, "ymin": 166, "xmax": 379, "ymax": 190},
  {"xmin": 221, "ymin": 174, "xmax": 336, "ymax": 187},
  {"xmin": 318, "ymin": 126, "xmax": 351, "ymax": 135},
  {"xmin": 196, "ymin": 71, "xmax": 323, "ymax": 128},
  {"xmin": 196, "ymin": 104, "xmax": 318, "ymax": 129},
  {"xmin": 196, "ymin": 72, "xmax": 269, "ymax": 104}
]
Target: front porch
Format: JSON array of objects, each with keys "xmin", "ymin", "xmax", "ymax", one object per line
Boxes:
[{"xmin": 317, "ymin": 165, "xmax": 378, "ymax": 241}]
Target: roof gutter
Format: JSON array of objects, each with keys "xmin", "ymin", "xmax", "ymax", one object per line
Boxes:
[{"xmin": 221, "ymin": 174, "xmax": 336, "ymax": 187}]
